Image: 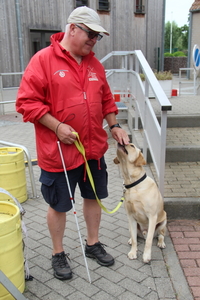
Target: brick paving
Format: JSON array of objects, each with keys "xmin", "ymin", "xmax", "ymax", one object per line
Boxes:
[
  {"xmin": 1, "ymin": 85, "xmax": 200, "ymax": 299},
  {"xmin": 168, "ymin": 220, "xmax": 200, "ymax": 300}
]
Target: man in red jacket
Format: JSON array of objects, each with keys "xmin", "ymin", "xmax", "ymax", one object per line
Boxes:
[{"xmin": 16, "ymin": 6, "xmax": 129, "ymax": 280}]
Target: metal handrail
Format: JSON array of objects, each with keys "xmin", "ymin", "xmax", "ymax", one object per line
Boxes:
[
  {"xmin": 179, "ymin": 68, "xmax": 199, "ymax": 95},
  {"xmin": 0, "ymin": 72, "xmax": 38, "ymax": 199},
  {"xmin": 0, "ymin": 140, "xmax": 38, "ymax": 199},
  {"xmin": 101, "ymin": 50, "xmax": 172, "ymax": 196},
  {"xmin": 0, "ymin": 72, "xmax": 23, "ymax": 114},
  {"xmin": 0, "ymin": 270, "xmax": 29, "ymax": 300}
]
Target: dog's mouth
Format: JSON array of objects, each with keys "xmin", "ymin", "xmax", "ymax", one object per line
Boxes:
[{"xmin": 117, "ymin": 143, "xmax": 128, "ymax": 154}]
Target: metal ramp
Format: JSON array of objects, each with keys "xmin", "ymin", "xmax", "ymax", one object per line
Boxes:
[{"xmin": 0, "ymin": 270, "xmax": 28, "ymax": 300}]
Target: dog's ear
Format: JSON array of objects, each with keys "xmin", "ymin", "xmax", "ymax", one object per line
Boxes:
[
  {"xmin": 134, "ymin": 152, "xmax": 146, "ymax": 167},
  {"xmin": 113, "ymin": 157, "xmax": 120, "ymax": 164}
]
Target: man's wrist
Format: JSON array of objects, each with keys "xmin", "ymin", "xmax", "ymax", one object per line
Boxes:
[
  {"xmin": 55, "ymin": 122, "xmax": 63, "ymax": 135},
  {"xmin": 109, "ymin": 123, "xmax": 121, "ymax": 131}
]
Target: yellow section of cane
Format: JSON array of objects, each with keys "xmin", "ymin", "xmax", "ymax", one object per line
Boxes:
[{"xmin": 72, "ymin": 132, "xmax": 124, "ymax": 214}]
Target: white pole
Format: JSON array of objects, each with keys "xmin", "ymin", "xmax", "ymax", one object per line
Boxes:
[
  {"xmin": 57, "ymin": 141, "xmax": 92, "ymax": 284},
  {"xmin": 170, "ymin": 11, "xmax": 173, "ymax": 54}
]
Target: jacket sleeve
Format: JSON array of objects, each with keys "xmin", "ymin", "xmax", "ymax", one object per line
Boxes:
[{"xmin": 16, "ymin": 53, "xmax": 50, "ymax": 123}]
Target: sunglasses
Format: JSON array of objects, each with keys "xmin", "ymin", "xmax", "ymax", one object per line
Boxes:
[{"xmin": 75, "ymin": 24, "xmax": 103, "ymax": 41}]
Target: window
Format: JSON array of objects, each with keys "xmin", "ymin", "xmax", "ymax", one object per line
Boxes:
[
  {"xmin": 98, "ymin": 0, "xmax": 109, "ymax": 11},
  {"xmin": 75, "ymin": 0, "xmax": 88, "ymax": 7},
  {"xmin": 135, "ymin": 0, "xmax": 145, "ymax": 14},
  {"xmin": 30, "ymin": 29, "xmax": 61, "ymax": 56}
]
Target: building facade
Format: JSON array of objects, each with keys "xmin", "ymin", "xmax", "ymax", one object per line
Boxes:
[
  {"xmin": 0, "ymin": 0, "xmax": 165, "ymax": 82},
  {"xmin": 188, "ymin": 0, "xmax": 200, "ymax": 72}
]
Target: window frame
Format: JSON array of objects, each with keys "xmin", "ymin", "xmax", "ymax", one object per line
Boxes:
[
  {"xmin": 29, "ymin": 28, "xmax": 61, "ymax": 56},
  {"xmin": 74, "ymin": 0, "xmax": 88, "ymax": 8},
  {"xmin": 98, "ymin": 0, "xmax": 110, "ymax": 12},
  {"xmin": 135, "ymin": 0, "xmax": 145, "ymax": 14}
]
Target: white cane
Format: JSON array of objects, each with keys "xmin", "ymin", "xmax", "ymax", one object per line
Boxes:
[{"xmin": 57, "ymin": 141, "xmax": 92, "ymax": 284}]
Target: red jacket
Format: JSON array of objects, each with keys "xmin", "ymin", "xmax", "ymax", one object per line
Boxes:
[{"xmin": 16, "ymin": 32, "xmax": 118, "ymax": 171}]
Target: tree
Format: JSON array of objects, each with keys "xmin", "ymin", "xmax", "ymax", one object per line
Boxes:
[
  {"xmin": 164, "ymin": 21, "xmax": 189, "ymax": 53},
  {"xmin": 181, "ymin": 24, "xmax": 189, "ymax": 50}
]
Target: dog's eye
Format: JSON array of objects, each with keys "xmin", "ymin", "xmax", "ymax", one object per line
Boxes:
[{"xmin": 130, "ymin": 145, "xmax": 135, "ymax": 148}]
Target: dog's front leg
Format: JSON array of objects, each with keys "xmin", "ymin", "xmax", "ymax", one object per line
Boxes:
[
  {"xmin": 157, "ymin": 219, "xmax": 167, "ymax": 249},
  {"xmin": 143, "ymin": 215, "xmax": 157, "ymax": 263},
  {"xmin": 127, "ymin": 216, "xmax": 137, "ymax": 259}
]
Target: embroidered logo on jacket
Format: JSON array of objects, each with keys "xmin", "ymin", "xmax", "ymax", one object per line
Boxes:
[
  {"xmin": 54, "ymin": 70, "xmax": 69, "ymax": 77},
  {"xmin": 87, "ymin": 66, "xmax": 98, "ymax": 81}
]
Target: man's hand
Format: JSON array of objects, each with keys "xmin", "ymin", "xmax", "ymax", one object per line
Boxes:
[
  {"xmin": 56, "ymin": 123, "xmax": 77, "ymax": 144},
  {"xmin": 38, "ymin": 113, "xmax": 77, "ymax": 145},
  {"xmin": 110, "ymin": 127, "xmax": 130, "ymax": 145}
]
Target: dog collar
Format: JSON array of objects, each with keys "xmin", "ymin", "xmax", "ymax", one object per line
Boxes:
[{"xmin": 124, "ymin": 173, "xmax": 147, "ymax": 189}]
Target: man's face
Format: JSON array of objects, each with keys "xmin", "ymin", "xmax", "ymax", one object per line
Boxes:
[{"xmin": 72, "ymin": 24, "xmax": 101, "ymax": 56}]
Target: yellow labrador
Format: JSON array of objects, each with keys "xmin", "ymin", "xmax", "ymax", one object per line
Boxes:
[{"xmin": 114, "ymin": 143, "xmax": 167, "ymax": 263}]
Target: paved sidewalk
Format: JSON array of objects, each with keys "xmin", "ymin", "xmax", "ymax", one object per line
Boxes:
[
  {"xmin": 0, "ymin": 115, "xmax": 195, "ymax": 300},
  {"xmin": 0, "ymin": 79, "xmax": 200, "ymax": 299}
]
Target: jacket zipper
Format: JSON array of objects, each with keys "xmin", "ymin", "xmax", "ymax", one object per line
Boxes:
[{"xmin": 83, "ymin": 91, "xmax": 93, "ymax": 157}]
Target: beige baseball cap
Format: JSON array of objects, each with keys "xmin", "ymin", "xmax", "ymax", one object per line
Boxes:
[{"xmin": 67, "ymin": 6, "xmax": 109, "ymax": 35}]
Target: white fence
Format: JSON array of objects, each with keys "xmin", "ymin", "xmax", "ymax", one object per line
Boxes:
[
  {"xmin": 100, "ymin": 51, "xmax": 172, "ymax": 196},
  {"xmin": 179, "ymin": 68, "xmax": 200, "ymax": 95},
  {"xmin": 0, "ymin": 72, "xmax": 23, "ymax": 114}
]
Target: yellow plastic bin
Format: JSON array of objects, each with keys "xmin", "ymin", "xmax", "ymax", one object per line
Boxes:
[
  {"xmin": 0, "ymin": 201, "xmax": 25, "ymax": 299},
  {"xmin": 0, "ymin": 147, "xmax": 27, "ymax": 203}
]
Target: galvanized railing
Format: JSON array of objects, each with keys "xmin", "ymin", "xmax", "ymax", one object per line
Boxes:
[
  {"xmin": 100, "ymin": 51, "xmax": 172, "ymax": 196},
  {"xmin": 0, "ymin": 72, "xmax": 38, "ymax": 199},
  {"xmin": 0, "ymin": 140, "xmax": 38, "ymax": 199},
  {"xmin": 0, "ymin": 72, "xmax": 23, "ymax": 114},
  {"xmin": 179, "ymin": 68, "xmax": 200, "ymax": 95}
]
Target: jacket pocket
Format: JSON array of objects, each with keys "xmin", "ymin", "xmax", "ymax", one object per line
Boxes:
[
  {"xmin": 40, "ymin": 175, "xmax": 58, "ymax": 205},
  {"xmin": 56, "ymin": 97, "xmax": 85, "ymax": 112}
]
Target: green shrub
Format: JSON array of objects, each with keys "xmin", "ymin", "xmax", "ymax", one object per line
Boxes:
[
  {"xmin": 173, "ymin": 51, "xmax": 186, "ymax": 57},
  {"xmin": 164, "ymin": 52, "xmax": 173, "ymax": 57}
]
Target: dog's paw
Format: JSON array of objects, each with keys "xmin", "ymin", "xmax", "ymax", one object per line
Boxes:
[
  {"xmin": 128, "ymin": 251, "xmax": 137, "ymax": 260},
  {"xmin": 157, "ymin": 241, "xmax": 166, "ymax": 249},
  {"xmin": 157, "ymin": 235, "xmax": 166, "ymax": 249},
  {"xmin": 128, "ymin": 238, "xmax": 132, "ymax": 245},
  {"xmin": 143, "ymin": 248, "xmax": 152, "ymax": 263},
  {"xmin": 143, "ymin": 253, "xmax": 151, "ymax": 264}
]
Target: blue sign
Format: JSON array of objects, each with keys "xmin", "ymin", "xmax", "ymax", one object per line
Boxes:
[{"xmin": 193, "ymin": 44, "xmax": 200, "ymax": 71}]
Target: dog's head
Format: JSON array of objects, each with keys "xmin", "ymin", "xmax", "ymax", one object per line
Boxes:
[{"xmin": 114, "ymin": 143, "xmax": 146, "ymax": 172}]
